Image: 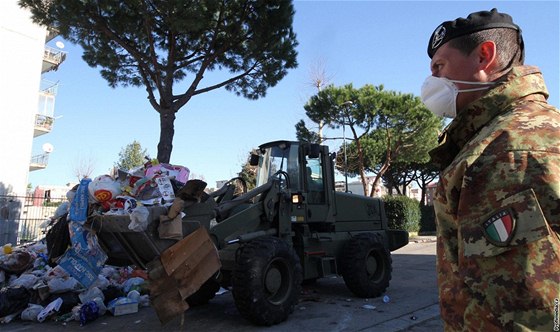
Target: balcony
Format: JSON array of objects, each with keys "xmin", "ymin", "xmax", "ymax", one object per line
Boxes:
[
  {"xmin": 45, "ymin": 27, "xmax": 59, "ymax": 43},
  {"xmin": 34, "ymin": 80, "xmax": 58, "ymax": 137},
  {"xmin": 29, "ymin": 153, "xmax": 50, "ymax": 171},
  {"xmin": 42, "ymin": 46, "xmax": 66, "ymax": 73},
  {"xmin": 34, "ymin": 114, "xmax": 54, "ymax": 137}
]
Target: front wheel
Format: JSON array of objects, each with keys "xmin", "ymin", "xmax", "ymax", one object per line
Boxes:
[
  {"xmin": 186, "ymin": 275, "xmax": 220, "ymax": 306},
  {"xmin": 341, "ymin": 233, "xmax": 392, "ymax": 298},
  {"xmin": 232, "ymin": 236, "xmax": 302, "ymax": 326}
]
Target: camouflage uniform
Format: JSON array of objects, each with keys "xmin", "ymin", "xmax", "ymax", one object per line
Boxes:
[{"xmin": 430, "ymin": 65, "xmax": 560, "ymax": 331}]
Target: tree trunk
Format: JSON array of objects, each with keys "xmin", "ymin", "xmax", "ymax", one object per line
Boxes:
[
  {"xmin": 348, "ymin": 125, "xmax": 369, "ymax": 196},
  {"xmin": 369, "ymin": 161, "xmax": 390, "ymax": 197},
  {"xmin": 157, "ymin": 109, "xmax": 176, "ymax": 163}
]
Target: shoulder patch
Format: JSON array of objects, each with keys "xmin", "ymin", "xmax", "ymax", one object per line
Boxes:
[{"xmin": 482, "ymin": 209, "xmax": 516, "ymax": 246}]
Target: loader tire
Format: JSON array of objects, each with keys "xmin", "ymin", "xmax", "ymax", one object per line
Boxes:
[
  {"xmin": 186, "ymin": 277, "xmax": 220, "ymax": 307},
  {"xmin": 341, "ymin": 233, "xmax": 392, "ymax": 298},
  {"xmin": 232, "ymin": 236, "xmax": 302, "ymax": 326}
]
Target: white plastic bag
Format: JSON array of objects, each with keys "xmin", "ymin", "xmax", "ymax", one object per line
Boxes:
[
  {"xmin": 138, "ymin": 294, "xmax": 150, "ymax": 307},
  {"xmin": 10, "ymin": 273, "xmax": 38, "ymax": 289},
  {"xmin": 128, "ymin": 205, "xmax": 149, "ymax": 232},
  {"xmin": 91, "ymin": 274, "xmax": 110, "ymax": 290},
  {"xmin": 48, "ymin": 277, "xmax": 79, "ymax": 293},
  {"xmin": 21, "ymin": 303, "xmax": 44, "ymax": 321},
  {"xmin": 37, "ymin": 297, "xmax": 63, "ymax": 322},
  {"xmin": 122, "ymin": 277, "xmax": 145, "ymax": 293},
  {"xmin": 79, "ymin": 286, "xmax": 105, "ymax": 304}
]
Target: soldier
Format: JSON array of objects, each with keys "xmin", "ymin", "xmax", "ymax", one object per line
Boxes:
[{"xmin": 422, "ymin": 8, "xmax": 560, "ymax": 331}]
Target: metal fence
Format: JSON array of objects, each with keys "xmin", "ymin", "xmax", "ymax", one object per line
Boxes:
[{"xmin": 0, "ymin": 194, "xmax": 66, "ymax": 246}]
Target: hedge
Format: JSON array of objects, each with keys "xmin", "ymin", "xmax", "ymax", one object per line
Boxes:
[{"xmin": 382, "ymin": 195, "xmax": 420, "ymax": 232}]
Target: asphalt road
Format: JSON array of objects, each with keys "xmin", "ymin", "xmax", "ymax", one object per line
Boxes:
[{"xmin": 2, "ymin": 238, "xmax": 442, "ymax": 331}]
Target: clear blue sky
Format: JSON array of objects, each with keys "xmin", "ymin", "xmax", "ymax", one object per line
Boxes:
[{"xmin": 29, "ymin": 1, "xmax": 560, "ymax": 189}]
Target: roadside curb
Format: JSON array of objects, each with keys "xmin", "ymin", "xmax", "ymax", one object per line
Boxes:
[{"xmin": 409, "ymin": 236, "xmax": 437, "ymax": 243}]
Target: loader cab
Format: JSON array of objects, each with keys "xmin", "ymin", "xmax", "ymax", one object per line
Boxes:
[
  {"xmin": 253, "ymin": 141, "xmax": 335, "ymax": 223},
  {"xmin": 254, "ymin": 141, "xmax": 301, "ymax": 191}
]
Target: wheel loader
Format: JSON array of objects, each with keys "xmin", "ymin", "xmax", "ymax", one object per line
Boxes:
[{"xmin": 86, "ymin": 140, "xmax": 409, "ymax": 326}]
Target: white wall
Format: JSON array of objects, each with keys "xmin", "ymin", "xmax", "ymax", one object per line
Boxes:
[{"xmin": 0, "ymin": 1, "xmax": 46, "ymax": 196}]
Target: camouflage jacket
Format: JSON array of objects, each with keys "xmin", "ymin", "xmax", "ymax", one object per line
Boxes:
[{"xmin": 430, "ymin": 65, "xmax": 560, "ymax": 331}]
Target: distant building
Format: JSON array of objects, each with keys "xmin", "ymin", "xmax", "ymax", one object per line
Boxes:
[
  {"xmin": 425, "ymin": 182, "xmax": 438, "ymax": 206},
  {"xmin": 408, "ymin": 187, "xmax": 421, "ymax": 202},
  {"xmin": 32, "ymin": 184, "xmax": 76, "ymax": 206},
  {"xmin": 335, "ymin": 178, "xmax": 387, "ymax": 197},
  {"xmin": 0, "ymin": 1, "xmax": 66, "ymax": 245},
  {"xmin": 0, "ymin": 1, "xmax": 66, "ymax": 197}
]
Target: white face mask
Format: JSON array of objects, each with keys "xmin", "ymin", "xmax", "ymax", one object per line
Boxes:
[{"xmin": 421, "ymin": 76, "xmax": 495, "ymax": 118}]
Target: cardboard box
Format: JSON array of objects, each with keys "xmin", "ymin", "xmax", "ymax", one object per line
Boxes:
[
  {"xmin": 108, "ymin": 299, "xmax": 139, "ymax": 316},
  {"xmin": 57, "ymin": 247, "xmax": 106, "ymax": 288},
  {"xmin": 149, "ymin": 227, "xmax": 221, "ymax": 324}
]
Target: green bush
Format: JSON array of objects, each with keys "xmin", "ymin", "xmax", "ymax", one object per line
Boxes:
[
  {"xmin": 382, "ymin": 195, "xmax": 420, "ymax": 232},
  {"xmin": 43, "ymin": 201, "xmax": 63, "ymax": 207},
  {"xmin": 419, "ymin": 204, "xmax": 436, "ymax": 234}
]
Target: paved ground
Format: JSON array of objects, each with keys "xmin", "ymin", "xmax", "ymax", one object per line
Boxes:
[{"xmin": 2, "ymin": 237, "xmax": 443, "ymax": 331}]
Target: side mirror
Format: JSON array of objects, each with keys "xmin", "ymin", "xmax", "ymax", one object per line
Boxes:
[{"xmin": 249, "ymin": 153, "xmax": 260, "ymax": 166}]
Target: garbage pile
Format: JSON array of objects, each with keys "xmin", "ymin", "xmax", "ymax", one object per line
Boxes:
[{"xmin": 0, "ymin": 160, "xmax": 192, "ymax": 326}]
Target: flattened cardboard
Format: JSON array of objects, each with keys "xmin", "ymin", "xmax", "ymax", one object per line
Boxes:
[
  {"xmin": 149, "ymin": 226, "xmax": 221, "ymax": 324},
  {"xmin": 160, "ymin": 227, "xmax": 217, "ymax": 276}
]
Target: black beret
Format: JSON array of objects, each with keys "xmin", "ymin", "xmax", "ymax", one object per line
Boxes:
[{"xmin": 428, "ymin": 8, "xmax": 521, "ymax": 58}]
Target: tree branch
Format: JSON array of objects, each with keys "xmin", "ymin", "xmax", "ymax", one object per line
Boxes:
[
  {"xmin": 137, "ymin": 65, "xmax": 160, "ymax": 112},
  {"xmin": 193, "ymin": 62, "xmax": 259, "ymax": 96}
]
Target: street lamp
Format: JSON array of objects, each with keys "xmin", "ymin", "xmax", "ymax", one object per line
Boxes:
[{"xmin": 340, "ymin": 101, "xmax": 353, "ymax": 192}]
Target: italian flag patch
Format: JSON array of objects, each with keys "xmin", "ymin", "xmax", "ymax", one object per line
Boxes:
[{"xmin": 483, "ymin": 209, "xmax": 516, "ymax": 246}]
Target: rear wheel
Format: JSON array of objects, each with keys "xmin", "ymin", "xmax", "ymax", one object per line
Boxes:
[
  {"xmin": 341, "ymin": 233, "xmax": 392, "ymax": 298},
  {"xmin": 232, "ymin": 236, "xmax": 302, "ymax": 326}
]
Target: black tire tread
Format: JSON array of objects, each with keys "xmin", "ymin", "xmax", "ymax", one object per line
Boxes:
[
  {"xmin": 186, "ymin": 277, "xmax": 220, "ymax": 306},
  {"xmin": 232, "ymin": 236, "xmax": 302, "ymax": 326},
  {"xmin": 341, "ymin": 233, "xmax": 392, "ymax": 298}
]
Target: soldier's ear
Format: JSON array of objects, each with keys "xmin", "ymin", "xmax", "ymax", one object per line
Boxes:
[{"xmin": 476, "ymin": 41, "xmax": 497, "ymax": 71}]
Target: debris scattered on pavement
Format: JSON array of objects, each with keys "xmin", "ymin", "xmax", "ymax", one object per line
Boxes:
[{"xmin": 362, "ymin": 304, "xmax": 377, "ymax": 310}]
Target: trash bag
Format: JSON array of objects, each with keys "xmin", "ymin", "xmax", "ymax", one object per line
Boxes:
[
  {"xmin": 43, "ymin": 291, "xmax": 80, "ymax": 315},
  {"xmin": 0, "ymin": 250, "xmax": 34, "ymax": 274},
  {"xmin": 45, "ymin": 213, "xmax": 70, "ymax": 264},
  {"xmin": 10, "ymin": 273, "xmax": 38, "ymax": 289},
  {"xmin": 0, "ymin": 286, "xmax": 31, "ymax": 317},
  {"xmin": 20, "ymin": 303, "xmax": 44, "ymax": 321},
  {"xmin": 129, "ymin": 205, "xmax": 149, "ymax": 232},
  {"xmin": 122, "ymin": 277, "xmax": 146, "ymax": 293},
  {"xmin": 47, "ymin": 276, "xmax": 80, "ymax": 293},
  {"xmin": 78, "ymin": 300, "xmax": 100, "ymax": 326},
  {"xmin": 102, "ymin": 285, "xmax": 125, "ymax": 306},
  {"xmin": 37, "ymin": 297, "xmax": 63, "ymax": 322},
  {"xmin": 78, "ymin": 287, "xmax": 104, "ymax": 304}
]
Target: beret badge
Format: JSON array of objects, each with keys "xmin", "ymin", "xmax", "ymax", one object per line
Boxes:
[{"xmin": 431, "ymin": 25, "xmax": 446, "ymax": 50}]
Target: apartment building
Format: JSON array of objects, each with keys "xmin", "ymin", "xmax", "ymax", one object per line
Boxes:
[{"xmin": 0, "ymin": 1, "xmax": 66, "ymax": 245}]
